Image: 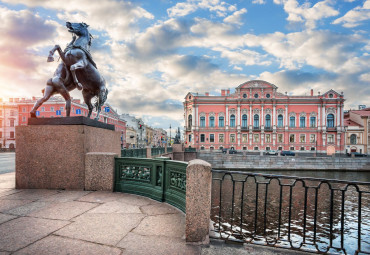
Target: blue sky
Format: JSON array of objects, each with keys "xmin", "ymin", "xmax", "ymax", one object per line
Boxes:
[{"xmin": 0, "ymin": 0, "xmax": 369, "ymax": 131}]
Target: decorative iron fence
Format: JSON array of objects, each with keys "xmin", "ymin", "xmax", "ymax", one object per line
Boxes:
[
  {"xmin": 114, "ymin": 157, "xmax": 187, "ymax": 212},
  {"xmin": 167, "ymin": 147, "xmax": 173, "ymax": 153},
  {"xmin": 151, "ymin": 147, "xmax": 165, "ymax": 156},
  {"xmin": 185, "ymin": 147, "xmax": 196, "ymax": 152},
  {"xmin": 121, "ymin": 148, "xmax": 147, "ymax": 158},
  {"xmin": 211, "ymin": 169, "xmax": 370, "ymax": 255}
]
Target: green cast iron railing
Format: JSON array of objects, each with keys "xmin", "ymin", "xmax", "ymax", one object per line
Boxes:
[
  {"xmin": 151, "ymin": 147, "xmax": 165, "ymax": 156},
  {"xmin": 121, "ymin": 148, "xmax": 147, "ymax": 158},
  {"xmin": 185, "ymin": 147, "xmax": 196, "ymax": 152},
  {"xmin": 167, "ymin": 147, "xmax": 173, "ymax": 153},
  {"xmin": 114, "ymin": 157, "xmax": 187, "ymax": 212}
]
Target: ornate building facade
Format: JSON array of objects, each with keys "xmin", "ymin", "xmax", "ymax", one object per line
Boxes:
[{"xmin": 184, "ymin": 80, "xmax": 346, "ymax": 154}]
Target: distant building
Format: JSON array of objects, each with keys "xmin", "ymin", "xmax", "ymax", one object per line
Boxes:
[
  {"xmin": 344, "ymin": 108, "xmax": 370, "ymax": 154},
  {"xmin": 184, "ymin": 80, "xmax": 346, "ymax": 154},
  {"xmin": 125, "ymin": 126, "xmax": 137, "ymax": 149},
  {"xmin": 120, "ymin": 114, "xmax": 146, "ymax": 148},
  {"xmin": 0, "ymin": 96, "xmax": 126, "ymax": 149},
  {"xmin": 153, "ymin": 128, "xmax": 167, "ymax": 147}
]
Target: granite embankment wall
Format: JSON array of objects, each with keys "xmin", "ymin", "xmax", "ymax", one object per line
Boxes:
[{"xmin": 197, "ymin": 152, "xmax": 370, "ymax": 170}]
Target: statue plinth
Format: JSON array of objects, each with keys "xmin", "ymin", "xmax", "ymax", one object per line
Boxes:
[{"xmin": 16, "ymin": 117, "xmax": 120, "ymax": 190}]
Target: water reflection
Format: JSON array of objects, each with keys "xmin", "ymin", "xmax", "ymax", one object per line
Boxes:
[{"xmin": 211, "ymin": 171, "xmax": 370, "ymax": 255}]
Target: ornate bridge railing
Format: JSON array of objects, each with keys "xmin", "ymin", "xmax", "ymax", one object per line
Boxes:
[
  {"xmin": 114, "ymin": 158, "xmax": 187, "ymax": 212},
  {"xmin": 151, "ymin": 147, "xmax": 165, "ymax": 156},
  {"xmin": 211, "ymin": 170, "xmax": 370, "ymax": 255},
  {"xmin": 121, "ymin": 148, "xmax": 146, "ymax": 158}
]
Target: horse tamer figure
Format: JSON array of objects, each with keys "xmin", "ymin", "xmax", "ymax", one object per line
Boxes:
[{"xmin": 30, "ymin": 22, "xmax": 108, "ymax": 120}]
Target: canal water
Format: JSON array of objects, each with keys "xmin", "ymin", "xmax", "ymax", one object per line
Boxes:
[{"xmin": 211, "ymin": 170, "xmax": 370, "ymax": 255}]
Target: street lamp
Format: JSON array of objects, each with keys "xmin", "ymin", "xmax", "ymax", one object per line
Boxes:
[{"xmin": 169, "ymin": 124, "xmax": 172, "ymax": 146}]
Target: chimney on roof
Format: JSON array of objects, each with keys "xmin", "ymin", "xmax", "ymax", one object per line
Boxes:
[
  {"xmin": 311, "ymin": 89, "xmax": 313, "ymax": 96},
  {"xmin": 205, "ymin": 92, "xmax": 209, "ymax": 96},
  {"xmin": 221, "ymin": 89, "xmax": 226, "ymax": 96}
]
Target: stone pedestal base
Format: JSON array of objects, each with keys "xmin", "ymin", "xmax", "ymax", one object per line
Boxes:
[{"xmin": 16, "ymin": 117, "xmax": 120, "ymax": 190}]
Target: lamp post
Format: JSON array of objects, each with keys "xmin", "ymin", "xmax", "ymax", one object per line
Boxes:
[{"xmin": 169, "ymin": 124, "xmax": 172, "ymax": 146}]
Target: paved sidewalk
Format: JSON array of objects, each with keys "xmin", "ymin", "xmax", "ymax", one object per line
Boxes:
[{"xmin": 0, "ymin": 172, "xmax": 200, "ymax": 255}]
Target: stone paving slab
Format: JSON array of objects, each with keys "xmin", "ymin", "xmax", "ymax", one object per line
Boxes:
[
  {"xmin": 0, "ymin": 199, "xmax": 34, "ymax": 213},
  {"xmin": 1, "ymin": 189, "xmax": 59, "ymax": 200},
  {"xmin": 0, "ymin": 217, "xmax": 70, "ymax": 252},
  {"xmin": 117, "ymin": 232, "xmax": 200, "ymax": 255},
  {"xmin": 29, "ymin": 201, "xmax": 98, "ymax": 220},
  {"xmin": 13, "ymin": 235, "xmax": 122, "ymax": 255},
  {"xmin": 0, "ymin": 189, "xmax": 22, "ymax": 198},
  {"xmin": 55, "ymin": 213, "xmax": 145, "ymax": 246},
  {"xmin": 0, "ymin": 213, "xmax": 17, "ymax": 224},
  {"xmin": 88, "ymin": 200, "xmax": 142, "ymax": 214},
  {"xmin": 77, "ymin": 191, "xmax": 127, "ymax": 203},
  {"xmin": 39, "ymin": 190, "xmax": 92, "ymax": 202},
  {"xmin": 140, "ymin": 202, "xmax": 181, "ymax": 215},
  {"xmin": 4, "ymin": 201, "xmax": 52, "ymax": 216},
  {"xmin": 133, "ymin": 213, "xmax": 185, "ymax": 238}
]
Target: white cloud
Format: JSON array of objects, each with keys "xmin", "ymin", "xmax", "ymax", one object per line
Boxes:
[
  {"xmin": 274, "ymin": 0, "xmax": 339, "ymax": 29},
  {"xmin": 252, "ymin": 0, "xmax": 266, "ymax": 4},
  {"xmin": 167, "ymin": 0, "xmax": 236, "ymax": 18},
  {"xmin": 333, "ymin": 0, "xmax": 370, "ymax": 28},
  {"xmin": 223, "ymin": 8, "xmax": 247, "ymax": 25}
]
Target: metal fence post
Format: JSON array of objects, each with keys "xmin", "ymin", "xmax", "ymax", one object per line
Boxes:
[{"xmin": 185, "ymin": 159, "xmax": 212, "ymax": 244}]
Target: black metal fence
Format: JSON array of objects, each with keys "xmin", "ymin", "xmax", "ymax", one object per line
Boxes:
[{"xmin": 211, "ymin": 169, "xmax": 370, "ymax": 254}]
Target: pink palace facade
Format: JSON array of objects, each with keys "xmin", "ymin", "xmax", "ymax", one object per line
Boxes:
[{"xmin": 184, "ymin": 80, "xmax": 346, "ymax": 154}]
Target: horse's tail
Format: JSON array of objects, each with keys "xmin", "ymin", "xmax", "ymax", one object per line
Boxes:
[{"xmin": 95, "ymin": 88, "xmax": 109, "ymax": 111}]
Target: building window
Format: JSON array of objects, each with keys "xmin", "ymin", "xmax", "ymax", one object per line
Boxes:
[
  {"xmin": 266, "ymin": 134, "xmax": 271, "ymax": 143},
  {"xmin": 254, "ymin": 114, "xmax": 259, "ymax": 128},
  {"xmin": 278, "ymin": 115, "xmax": 283, "ymax": 127},
  {"xmin": 210, "ymin": 134, "xmax": 214, "ymax": 142},
  {"xmin": 10, "ymin": 131, "xmax": 14, "ymax": 139},
  {"xmin": 300, "ymin": 134, "xmax": 305, "ymax": 143},
  {"xmin": 60, "ymin": 107, "xmax": 64, "ymax": 111},
  {"xmin": 278, "ymin": 146, "xmax": 283, "ymax": 151},
  {"xmin": 278, "ymin": 134, "xmax": 283, "ymax": 143},
  {"xmin": 22, "ymin": 116, "xmax": 26, "ymax": 122},
  {"xmin": 310, "ymin": 117, "xmax": 316, "ymax": 127},
  {"xmin": 242, "ymin": 114, "xmax": 248, "ymax": 127},
  {"xmin": 254, "ymin": 93, "xmax": 259, "ymax": 98},
  {"xmin": 50, "ymin": 107, "xmax": 54, "ymax": 112},
  {"xmin": 310, "ymin": 134, "xmax": 316, "ymax": 143},
  {"xmin": 209, "ymin": 116, "xmax": 215, "ymax": 127},
  {"xmin": 311, "ymin": 147, "xmax": 316, "ymax": 151},
  {"xmin": 243, "ymin": 147, "xmax": 247, "ymax": 150},
  {"xmin": 266, "ymin": 147, "xmax": 271, "ymax": 151},
  {"xmin": 265, "ymin": 114, "xmax": 271, "ymax": 128},
  {"xmin": 289, "ymin": 116, "xmax": 295, "ymax": 128},
  {"xmin": 254, "ymin": 147, "xmax": 259, "ymax": 151},
  {"xmin": 200, "ymin": 117, "xmax": 205, "ymax": 127},
  {"xmin": 253, "ymin": 134, "xmax": 259, "ymax": 142},
  {"xmin": 327, "ymin": 114, "xmax": 334, "ymax": 128},
  {"xmin": 243, "ymin": 93, "xmax": 247, "ymax": 98},
  {"xmin": 350, "ymin": 134, "xmax": 356, "ymax": 145},
  {"xmin": 188, "ymin": 135, "xmax": 192, "ymax": 142},
  {"xmin": 200, "ymin": 134, "xmax": 205, "ymax": 142},
  {"xmin": 329, "ymin": 93, "xmax": 333, "ymax": 98},
  {"xmin": 41, "ymin": 107, "xmax": 45, "ymax": 112},
  {"xmin": 219, "ymin": 116, "xmax": 224, "ymax": 127},
  {"xmin": 300, "ymin": 117, "xmax": 306, "ymax": 128},
  {"xmin": 328, "ymin": 134, "xmax": 334, "ymax": 144},
  {"xmin": 266, "ymin": 93, "xmax": 270, "ymax": 98},
  {"xmin": 300, "ymin": 147, "xmax": 305, "ymax": 151},
  {"xmin": 10, "ymin": 110, "xmax": 15, "ymax": 116},
  {"xmin": 230, "ymin": 134, "xmax": 236, "ymax": 143},
  {"xmin": 10, "ymin": 119, "xmax": 15, "ymax": 127},
  {"xmin": 290, "ymin": 134, "xmax": 295, "ymax": 143},
  {"xmin": 188, "ymin": 115, "xmax": 192, "ymax": 129},
  {"xmin": 219, "ymin": 134, "xmax": 224, "ymax": 143},
  {"xmin": 230, "ymin": 115, "xmax": 235, "ymax": 127},
  {"xmin": 290, "ymin": 146, "xmax": 295, "ymax": 151},
  {"xmin": 23, "ymin": 107, "xmax": 26, "ymax": 112},
  {"xmin": 242, "ymin": 134, "xmax": 248, "ymax": 142}
]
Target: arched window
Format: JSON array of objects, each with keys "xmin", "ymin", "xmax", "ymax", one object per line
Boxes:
[
  {"xmin": 327, "ymin": 114, "xmax": 334, "ymax": 128},
  {"xmin": 350, "ymin": 134, "xmax": 357, "ymax": 145},
  {"xmin": 265, "ymin": 114, "xmax": 271, "ymax": 128},
  {"xmin": 230, "ymin": 115, "xmax": 235, "ymax": 127},
  {"xmin": 254, "ymin": 114, "xmax": 259, "ymax": 128},
  {"xmin": 188, "ymin": 114, "xmax": 192, "ymax": 129},
  {"xmin": 219, "ymin": 116, "xmax": 224, "ymax": 127},
  {"xmin": 242, "ymin": 114, "xmax": 248, "ymax": 127},
  {"xmin": 300, "ymin": 116, "xmax": 306, "ymax": 128},
  {"xmin": 209, "ymin": 116, "xmax": 215, "ymax": 127},
  {"xmin": 278, "ymin": 115, "xmax": 283, "ymax": 127},
  {"xmin": 289, "ymin": 116, "xmax": 295, "ymax": 128},
  {"xmin": 200, "ymin": 116, "xmax": 205, "ymax": 127}
]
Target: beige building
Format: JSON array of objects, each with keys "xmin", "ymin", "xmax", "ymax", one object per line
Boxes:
[
  {"xmin": 344, "ymin": 108, "xmax": 370, "ymax": 154},
  {"xmin": 0, "ymin": 98, "xmax": 19, "ymax": 149},
  {"xmin": 126, "ymin": 126, "xmax": 137, "ymax": 149},
  {"xmin": 145, "ymin": 125, "xmax": 155, "ymax": 147}
]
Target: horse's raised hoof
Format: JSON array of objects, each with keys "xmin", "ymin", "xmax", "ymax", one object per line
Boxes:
[
  {"xmin": 77, "ymin": 83, "xmax": 83, "ymax": 90},
  {"xmin": 47, "ymin": 56, "xmax": 54, "ymax": 62},
  {"xmin": 30, "ymin": 112, "xmax": 37, "ymax": 118}
]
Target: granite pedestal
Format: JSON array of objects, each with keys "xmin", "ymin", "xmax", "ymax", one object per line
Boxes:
[{"xmin": 16, "ymin": 117, "xmax": 121, "ymax": 190}]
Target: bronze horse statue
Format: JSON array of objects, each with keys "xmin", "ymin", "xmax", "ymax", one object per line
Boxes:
[{"xmin": 30, "ymin": 22, "xmax": 108, "ymax": 120}]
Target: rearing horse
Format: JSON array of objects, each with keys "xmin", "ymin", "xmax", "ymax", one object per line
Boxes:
[{"xmin": 32, "ymin": 22, "xmax": 108, "ymax": 120}]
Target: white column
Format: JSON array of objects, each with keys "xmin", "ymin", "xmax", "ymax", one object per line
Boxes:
[
  {"xmin": 261, "ymin": 105, "xmax": 264, "ymax": 126},
  {"xmin": 226, "ymin": 105, "xmax": 229, "ymax": 127},
  {"xmin": 318, "ymin": 106, "xmax": 321, "ymax": 128},
  {"xmin": 273, "ymin": 104, "xmax": 276, "ymax": 126},
  {"xmin": 337, "ymin": 105, "xmax": 340, "ymax": 127},
  {"xmin": 192, "ymin": 107, "xmax": 195, "ymax": 129},
  {"xmin": 249, "ymin": 104, "xmax": 252, "ymax": 126},
  {"xmin": 237, "ymin": 105, "xmax": 241, "ymax": 127},
  {"xmin": 285, "ymin": 105, "xmax": 288, "ymax": 127},
  {"xmin": 195, "ymin": 106, "xmax": 198, "ymax": 128},
  {"xmin": 341, "ymin": 103, "xmax": 344, "ymax": 127},
  {"xmin": 322, "ymin": 105, "xmax": 326, "ymax": 127}
]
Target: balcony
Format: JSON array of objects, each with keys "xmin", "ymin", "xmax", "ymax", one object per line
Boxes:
[
  {"xmin": 253, "ymin": 126, "xmax": 261, "ymax": 131},
  {"xmin": 264, "ymin": 126, "xmax": 272, "ymax": 132},
  {"xmin": 327, "ymin": 127, "xmax": 337, "ymax": 132},
  {"xmin": 241, "ymin": 127, "xmax": 249, "ymax": 132}
]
